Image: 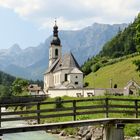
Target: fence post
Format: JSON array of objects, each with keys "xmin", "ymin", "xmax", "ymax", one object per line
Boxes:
[
  {"xmin": 103, "ymin": 123, "xmax": 125, "ymax": 140},
  {"xmin": 105, "ymin": 98, "xmax": 109, "ymax": 118},
  {"xmin": 73, "ymin": 100, "xmax": 76, "ymax": 121},
  {"xmin": 37, "ymin": 102, "xmax": 40, "ymax": 124},
  {"xmin": 135, "ymin": 100, "xmax": 138, "ymax": 118}
]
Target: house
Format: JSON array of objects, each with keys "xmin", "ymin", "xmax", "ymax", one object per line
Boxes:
[
  {"xmin": 28, "ymin": 84, "xmax": 42, "ymax": 95},
  {"xmin": 124, "ymin": 80, "xmax": 140, "ymax": 95},
  {"xmin": 44, "ymin": 21, "xmax": 83, "ymax": 93}
]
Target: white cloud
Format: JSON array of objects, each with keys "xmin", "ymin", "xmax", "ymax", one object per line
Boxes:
[
  {"xmin": 0, "ymin": 0, "xmax": 43, "ymax": 17},
  {"xmin": 0, "ymin": 0, "xmax": 140, "ymax": 30}
]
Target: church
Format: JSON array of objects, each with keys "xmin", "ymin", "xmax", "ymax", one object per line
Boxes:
[{"xmin": 44, "ymin": 21, "xmax": 83, "ymax": 92}]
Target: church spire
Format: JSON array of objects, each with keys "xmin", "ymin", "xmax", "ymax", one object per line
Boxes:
[{"xmin": 51, "ymin": 20, "xmax": 61, "ymax": 46}]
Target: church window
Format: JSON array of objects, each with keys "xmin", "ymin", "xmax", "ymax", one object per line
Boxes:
[
  {"xmin": 75, "ymin": 76, "xmax": 78, "ymax": 78},
  {"xmin": 65, "ymin": 74, "xmax": 68, "ymax": 81},
  {"xmin": 55, "ymin": 49, "xmax": 58, "ymax": 56},
  {"xmin": 75, "ymin": 82, "xmax": 78, "ymax": 85}
]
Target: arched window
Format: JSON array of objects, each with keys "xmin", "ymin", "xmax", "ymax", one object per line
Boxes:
[
  {"xmin": 55, "ymin": 49, "xmax": 58, "ymax": 56},
  {"xmin": 65, "ymin": 74, "xmax": 68, "ymax": 81}
]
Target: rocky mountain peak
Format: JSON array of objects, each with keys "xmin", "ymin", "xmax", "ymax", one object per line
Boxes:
[{"xmin": 9, "ymin": 44, "xmax": 22, "ymax": 53}]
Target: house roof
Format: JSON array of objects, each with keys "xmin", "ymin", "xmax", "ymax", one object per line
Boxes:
[
  {"xmin": 28, "ymin": 84, "xmax": 41, "ymax": 91},
  {"xmin": 124, "ymin": 80, "xmax": 140, "ymax": 89}
]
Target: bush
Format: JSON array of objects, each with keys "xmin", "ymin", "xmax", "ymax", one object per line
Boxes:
[
  {"xmin": 100, "ymin": 58, "xmax": 109, "ymax": 64},
  {"xmin": 125, "ymin": 124, "xmax": 140, "ymax": 136},
  {"xmin": 84, "ymin": 82, "xmax": 89, "ymax": 87},
  {"xmin": 55, "ymin": 97, "xmax": 64, "ymax": 108}
]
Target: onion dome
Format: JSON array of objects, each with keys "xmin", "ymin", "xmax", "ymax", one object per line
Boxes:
[{"xmin": 51, "ymin": 20, "xmax": 61, "ymax": 46}]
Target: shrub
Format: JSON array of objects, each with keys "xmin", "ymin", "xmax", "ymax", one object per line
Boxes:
[
  {"xmin": 84, "ymin": 82, "xmax": 89, "ymax": 87},
  {"xmin": 55, "ymin": 97, "xmax": 64, "ymax": 108}
]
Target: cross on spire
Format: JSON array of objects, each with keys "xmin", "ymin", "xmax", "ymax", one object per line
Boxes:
[{"xmin": 55, "ymin": 18, "xmax": 57, "ymax": 26}]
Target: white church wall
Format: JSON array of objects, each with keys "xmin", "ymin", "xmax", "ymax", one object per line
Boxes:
[
  {"xmin": 44, "ymin": 73, "xmax": 54, "ymax": 92},
  {"xmin": 53, "ymin": 71, "xmax": 61, "ymax": 86},
  {"xmin": 60, "ymin": 69, "xmax": 70, "ymax": 83},
  {"xmin": 44, "ymin": 75, "xmax": 48, "ymax": 92},
  {"xmin": 47, "ymin": 88, "xmax": 106, "ymax": 98},
  {"xmin": 68, "ymin": 73, "xmax": 83, "ymax": 88}
]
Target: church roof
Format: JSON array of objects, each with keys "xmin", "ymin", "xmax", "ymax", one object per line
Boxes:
[
  {"xmin": 45, "ymin": 52, "xmax": 82, "ymax": 74},
  {"xmin": 44, "ymin": 58, "xmax": 60, "ymax": 74},
  {"xmin": 62, "ymin": 52, "xmax": 80, "ymax": 68},
  {"xmin": 70, "ymin": 68, "xmax": 83, "ymax": 74},
  {"xmin": 53, "ymin": 52, "xmax": 81, "ymax": 72}
]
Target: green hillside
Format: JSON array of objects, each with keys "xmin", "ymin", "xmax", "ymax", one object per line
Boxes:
[
  {"xmin": 84, "ymin": 55, "xmax": 140, "ymax": 88},
  {"xmin": 82, "ymin": 13, "xmax": 140, "ymax": 76}
]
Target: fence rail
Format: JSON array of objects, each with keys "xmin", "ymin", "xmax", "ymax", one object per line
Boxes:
[
  {"xmin": 0, "ymin": 95, "xmax": 47, "ymax": 104},
  {"xmin": 1, "ymin": 97, "xmax": 140, "ymax": 125}
]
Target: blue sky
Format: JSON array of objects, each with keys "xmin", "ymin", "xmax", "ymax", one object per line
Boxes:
[
  {"xmin": 0, "ymin": 7, "xmax": 48, "ymax": 49},
  {"xmin": 0, "ymin": 0, "xmax": 140, "ymax": 49}
]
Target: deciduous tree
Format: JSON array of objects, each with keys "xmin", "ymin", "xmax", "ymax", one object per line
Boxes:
[{"xmin": 12, "ymin": 78, "xmax": 28, "ymax": 96}]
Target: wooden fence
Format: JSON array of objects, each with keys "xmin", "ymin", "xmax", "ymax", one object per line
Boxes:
[
  {"xmin": 0, "ymin": 97, "xmax": 140, "ymax": 126},
  {"xmin": 0, "ymin": 95, "xmax": 47, "ymax": 104}
]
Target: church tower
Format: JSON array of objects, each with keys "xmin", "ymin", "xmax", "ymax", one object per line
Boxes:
[
  {"xmin": 49, "ymin": 20, "xmax": 62, "ymax": 67},
  {"xmin": 44, "ymin": 21, "xmax": 83, "ymax": 93}
]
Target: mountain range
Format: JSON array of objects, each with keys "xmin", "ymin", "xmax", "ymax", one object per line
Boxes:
[{"xmin": 0, "ymin": 23, "xmax": 127, "ymax": 80}]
